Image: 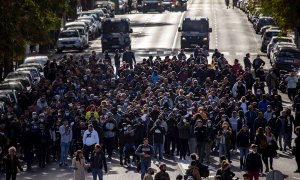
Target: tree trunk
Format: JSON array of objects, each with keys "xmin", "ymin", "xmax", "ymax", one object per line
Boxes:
[
  {"xmin": 295, "ymin": 27, "xmax": 300, "ymax": 48},
  {"xmin": 3, "ymin": 55, "xmax": 14, "ymax": 78}
]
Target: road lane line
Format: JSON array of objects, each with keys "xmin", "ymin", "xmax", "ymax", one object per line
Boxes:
[
  {"xmin": 171, "ymin": 0, "xmax": 193, "ymax": 52},
  {"xmin": 171, "ymin": 12, "xmax": 185, "ymax": 52}
]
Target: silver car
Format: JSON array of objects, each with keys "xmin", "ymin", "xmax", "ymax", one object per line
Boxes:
[{"xmin": 56, "ymin": 29, "xmax": 84, "ymax": 53}]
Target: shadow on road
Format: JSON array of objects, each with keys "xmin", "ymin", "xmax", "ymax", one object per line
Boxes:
[{"xmin": 130, "ymin": 21, "xmax": 174, "ymax": 28}]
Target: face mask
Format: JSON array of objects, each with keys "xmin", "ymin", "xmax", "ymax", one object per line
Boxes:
[
  {"xmin": 65, "ymin": 112, "xmax": 70, "ymax": 116},
  {"xmin": 209, "ymin": 114, "xmax": 213, "ymax": 118},
  {"xmin": 183, "ymin": 119, "xmax": 187, "ymax": 123},
  {"xmin": 267, "ymin": 108, "xmax": 271, "ymax": 112},
  {"xmin": 208, "ymin": 123, "xmax": 212, "ymax": 127},
  {"xmin": 272, "ymin": 115, "xmax": 276, "ymax": 118}
]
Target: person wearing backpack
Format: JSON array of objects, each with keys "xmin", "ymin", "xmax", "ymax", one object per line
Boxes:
[{"xmin": 184, "ymin": 161, "xmax": 201, "ymax": 180}]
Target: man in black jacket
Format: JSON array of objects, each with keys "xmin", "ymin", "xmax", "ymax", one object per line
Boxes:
[
  {"xmin": 90, "ymin": 144, "xmax": 108, "ymax": 180},
  {"xmin": 150, "ymin": 120, "xmax": 166, "ymax": 161},
  {"xmin": 246, "ymin": 144, "xmax": 262, "ymax": 180},
  {"xmin": 122, "ymin": 47, "xmax": 136, "ymax": 69},
  {"xmin": 194, "ymin": 120, "xmax": 207, "ymax": 163}
]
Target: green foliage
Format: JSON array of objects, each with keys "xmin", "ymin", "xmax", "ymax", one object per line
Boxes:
[
  {"xmin": 259, "ymin": 0, "xmax": 300, "ymax": 29},
  {"xmin": 0, "ymin": 0, "xmax": 72, "ymax": 78}
]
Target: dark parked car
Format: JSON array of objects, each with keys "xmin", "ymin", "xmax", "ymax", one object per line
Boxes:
[
  {"xmin": 271, "ymin": 46, "xmax": 300, "ymax": 71},
  {"xmin": 254, "ymin": 17, "xmax": 276, "ymax": 34}
]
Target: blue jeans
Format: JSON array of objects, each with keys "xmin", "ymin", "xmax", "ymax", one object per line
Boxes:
[
  {"xmin": 219, "ymin": 143, "xmax": 226, "ymax": 158},
  {"xmin": 153, "ymin": 143, "xmax": 163, "ymax": 160},
  {"xmin": 239, "ymin": 147, "xmax": 249, "ymax": 169},
  {"xmin": 140, "ymin": 159, "xmax": 151, "ymax": 180},
  {"xmin": 197, "ymin": 142, "xmax": 205, "ymax": 163},
  {"xmin": 92, "ymin": 169, "xmax": 103, "ymax": 180},
  {"xmin": 60, "ymin": 142, "xmax": 70, "ymax": 163}
]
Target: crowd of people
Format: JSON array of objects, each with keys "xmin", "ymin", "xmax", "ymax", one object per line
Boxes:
[{"xmin": 0, "ymin": 46, "xmax": 300, "ymax": 180}]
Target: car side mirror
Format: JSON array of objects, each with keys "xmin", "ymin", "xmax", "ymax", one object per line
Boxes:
[
  {"xmin": 129, "ymin": 29, "xmax": 133, "ymax": 33},
  {"xmin": 178, "ymin": 27, "xmax": 182, "ymax": 32},
  {"xmin": 209, "ymin": 28, "xmax": 212, "ymax": 32}
]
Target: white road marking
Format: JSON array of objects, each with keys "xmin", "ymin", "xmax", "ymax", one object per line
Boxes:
[
  {"xmin": 171, "ymin": 12, "xmax": 186, "ymax": 52},
  {"xmin": 171, "ymin": 0, "xmax": 194, "ymax": 52}
]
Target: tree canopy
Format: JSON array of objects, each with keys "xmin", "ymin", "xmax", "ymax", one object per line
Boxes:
[
  {"xmin": 0, "ymin": 0, "xmax": 75, "ymax": 78},
  {"xmin": 259, "ymin": 0, "xmax": 300, "ymax": 30}
]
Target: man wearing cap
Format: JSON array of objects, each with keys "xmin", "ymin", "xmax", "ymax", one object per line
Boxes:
[
  {"xmin": 59, "ymin": 119, "xmax": 73, "ymax": 167},
  {"xmin": 245, "ymin": 144, "xmax": 263, "ymax": 180},
  {"xmin": 83, "ymin": 124, "xmax": 99, "ymax": 162}
]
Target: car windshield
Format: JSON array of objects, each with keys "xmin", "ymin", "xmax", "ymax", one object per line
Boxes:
[
  {"xmin": 18, "ymin": 69, "xmax": 39, "ymax": 77},
  {"xmin": 182, "ymin": 20, "xmax": 208, "ymax": 32},
  {"xmin": 103, "ymin": 22, "xmax": 129, "ymax": 33},
  {"xmin": 273, "ymin": 38, "xmax": 292, "ymax": 44},
  {"xmin": 59, "ymin": 31, "xmax": 79, "ymax": 38},
  {"xmin": 265, "ymin": 31, "xmax": 280, "ymax": 38},
  {"xmin": 279, "ymin": 51, "xmax": 300, "ymax": 59},
  {"xmin": 7, "ymin": 73, "xmax": 31, "ymax": 81},
  {"xmin": 0, "ymin": 84, "xmax": 23, "ymax": 92},
  {"xmin": 260, "ymin": 18, "xmax": 275, "ymax": 25},
  {"xmin": 68, "ymin": 28, "xmax": 84, "ymax": 35}
]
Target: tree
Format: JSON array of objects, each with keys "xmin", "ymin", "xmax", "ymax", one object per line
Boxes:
[
  {"xmin": 259, "ymin": 0, "xmax": 300, "ymax": 46},
  {"xmin": 0, "ymin": 0, "xmax": 72, "ymax": 79}
]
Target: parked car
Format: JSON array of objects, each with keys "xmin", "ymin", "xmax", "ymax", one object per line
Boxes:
[
  {"xmin": 95, "ymin": 2, "xmax": 115, "ymax": 17},
  {"xmin": 0, "ymin": 82, "xmax": 25, "ymax": 93},
  {"xmin": 260, "ymin": 25, "xmax": 279, "ymax": 36},
  {"xmin": 270, "ymin": 42, "xmax": 297, "ymax": 62},
  {"xmin": 254, "ymin": 17, "xmax": 276, "ymax": 34},
  {"xmin": 65, "ymin": 21, "xmax": 89, "ymax": 33},
  {"xmin": 16, "ymin": 67, "xmax": 41, "ymax": 82},
  {"xmin": 0, "ymin": 101, "xmax": 6, "ymax": 113},
  {"xmin": 271, "ymin": 46, "xmax": 300, "ymax": 71},
  {"xmin": 24, "ymin": 56, "xmax": 49, "ymax": 66},
  {"xmin": 3, "ymin": 77, "xmax": 32, "ymax": 92},
  {"xmin": 19, "ymin": 63, "xmax": 44, "ymax": 75},
  {"xmin": 260, "ymin": 29, "xmax": 281, "ymax": 52},
  {"xmin": 267, "ymin": 36, "xmax": 294, "ymax": 58},
  {"xmin": 248, "ymin": 9, "xmax": 261, "ymax": 23},
  {"xmin": 119, "ymin": 0, "xmax": 128, "ymax": 14},
  {"xmin": 78, "ymin": 11, "xmax": 104, "ymax": 33},
  {"xmin": 96, "ymin": 8, "xmax": 111, "ymax": 18},
  {"xmin": 162, "ymin": 0, "xmax": 175, "ymax": 11},
  {"xmin": 77, "ymin": 16, "xmax": 99, "ymax": 39},
  {"xmin": 0, "ymin": 90, "xmax": 18, "ymax": 104},
  {"xmin": 56, "ymin": 29, "xmax": 84, "ymax": 53},
  {"xmin": 66, "ymin": 26, "xmax": 89, "ymax": 48}
]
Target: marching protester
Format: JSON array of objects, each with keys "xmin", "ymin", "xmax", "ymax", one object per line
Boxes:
[{"xmin": 0, "ymin": 48, "xmax": 299, "ymax": 180}]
